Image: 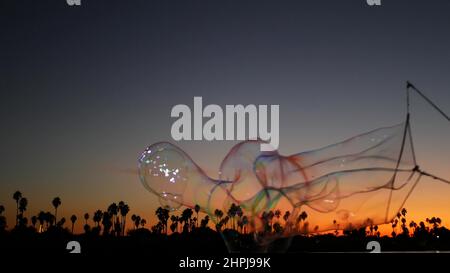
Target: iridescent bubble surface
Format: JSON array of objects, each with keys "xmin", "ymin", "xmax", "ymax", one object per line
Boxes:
[{"xmin": 138, "ymin": 123, "xmax": 426, "ymax": 249}]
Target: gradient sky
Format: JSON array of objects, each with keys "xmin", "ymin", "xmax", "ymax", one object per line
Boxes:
[{"xmin": 1, "ymin": 0, "xmax": 450, "ymax": 233}]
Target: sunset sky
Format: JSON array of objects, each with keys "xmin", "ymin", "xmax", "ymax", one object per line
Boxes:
[{"xmin": 1, "ymin": 0, "xmax": 450, "ymax": 234}]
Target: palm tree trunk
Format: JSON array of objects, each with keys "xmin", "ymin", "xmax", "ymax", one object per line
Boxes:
[
  {"xmin": 111, "ymin": 215, "xmax": 114, "ymax": 234},
  {"xmin": 120, "ymin": 216, "xmax": 123, "ymax": 235},
  {"xmin": 15, "ymin": 202, "xmax": 19, "ymax": 226}
]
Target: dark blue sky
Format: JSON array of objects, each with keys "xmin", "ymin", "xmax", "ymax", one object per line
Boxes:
[{"xmin": 1, "ymin": 0, "xmax": 450, "ymax": 229}]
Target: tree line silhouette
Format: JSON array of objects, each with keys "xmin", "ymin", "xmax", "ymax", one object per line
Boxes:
[
  {"xmin": 0, "ymin": 191, "xmax": 135, "ymax": 237},
  {"xmin": 1, "ymin": 190, "xmax": 450, "ymax": 253}
]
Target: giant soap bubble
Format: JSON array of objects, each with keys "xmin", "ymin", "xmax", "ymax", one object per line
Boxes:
[
  {"xmin": 138, "ymin": 82, "xmax": 450, "ymax": 252},
  {"xmin": 138, "ymin": 143, "xmax": 190, "ymax": 211}
]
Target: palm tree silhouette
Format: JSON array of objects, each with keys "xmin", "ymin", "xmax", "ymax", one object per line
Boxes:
[
  {"xmin": 203, "ymin": 215, "xmax": 211, "ymax": 228},
  {"xmin": 297, "ymin": 211, "xmax": 308, "ymax": 233},
  {"xmin": 59, "ymin": 217, "xmax": 67, "ymax": 227},
  {"xmin": 273, "ymin": 222, "xmax": 283, "ymax": 234},
  {"xmin": 93, "ymin": 210, "xmax": 103, "ymax": 228},
  {"xmin": 223, "ymin": 216, "xmax": 229, "ymax": 229},
  {"xmin": 244, "ymin": 215, "xmax": 249, "ymax": 233},
  {"xmin": 151, "ymin": 221, "xmax": 164, "ymax": 234},
  {"xmin": 83, "ymin": 213, "xmax": 90, "ymax": 233},
  {"xmin": 180, "ymin": 208, "xmax": 193, "ymax": 233},
  {"xmin": 275, "ymin": 209, "xmax": 281, "ymax": 220},
  {"xmin": 261, "ymin": 211, "xmax": 270, "ymax": 233},
  {"xmin": 18, "ymin": 197, "xmax": 28, "ymax": 226},
  {"xmin": 70, "ymin": 214, "xmax": 77, "ymax": 233},
  {"xmin": 52, "ymin": 197, "xmax": 61, "ymax": 225},
  {"xmin": 57, "ymin": 217, "xmax": 66, "ymax": 227},
  {"xmin": 194, "ymin": 204, "xmax": 200, "ymax": 228},
  {"xmin": 19, "ymin": 197, "xmax": 27, "ymax": 214},
  {"xmin": 107, "ymin": 203, "xmax": 118, "ymax": 235},
  {"xmin": 114, "ymin": 218, "xmax": 121, "ymax": 235},
  {"xmin": 45, "ymin": 211, "xmax": 55, "ymax": 228},
  {"xmin": 269, "ymin": 211, "xmax": 275, "ymax": 229},
  {"xmin": 236, "ymin": 206, "xmax": 243, "ymax": 231},
  {"xmin": 155, "ymin": 207, "xmax": 170, "ymax": 234},
  {"xmin": 133, "ymin": 215, "xmax": 141, "ymax": 229},
  {"xmin": 84, "ymin": 213, "xmax": 89, "ymax": 225},
  {"xmin": 170, "ymin": 222, "xmax": 177, "ymax": 233},
  {"xmin": 170, "ymin": 215, "xmax": 179, "ymax": 233},
  {"xmin": 214, "ymin": 209, "xmax": 223, "ymax": 223},
  {"xmin": 131, "ymin": 214, "xmax": 136, "ymax": 229},
  {"xmin": 13, "ymin": 191, "xmax": 22, "ymax": 226},
  {"xmin": 118, "ymin": 201, "xmax": 129, "ymax": 236},
  {"xmin": 227, "ymin": 203, "xmax": 238, "ymax": 230},
  {"xmin": 101, "ymin": 212, "xmax": 113, "ymax": 235},
  {"xmin": 37, "ymin": 211, "xmax": 46, "ymax": 232},
  {"xmin": 283, "ymin": 211, "xmax": 290, "ymax": 222},
  {"xmin": 283, "ymin": 211, "xmax": 291, "ymax": 231}
]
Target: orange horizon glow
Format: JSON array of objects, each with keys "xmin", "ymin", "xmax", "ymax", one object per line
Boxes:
[{"xmin": 1, "ymin": 178, "xmax": 449, "ymax": 237}]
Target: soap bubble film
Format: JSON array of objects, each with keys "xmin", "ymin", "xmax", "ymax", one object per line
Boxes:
[
  {"xmin": 138, "ymin": 121, "xmax": 427, "ymax": 249},
  {"xmin": 139, "ymin": 83, "xmax": 450, "ymax": 251}
]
